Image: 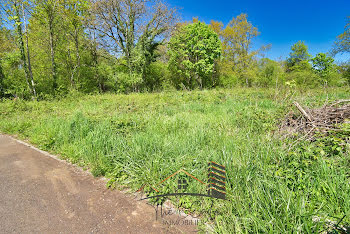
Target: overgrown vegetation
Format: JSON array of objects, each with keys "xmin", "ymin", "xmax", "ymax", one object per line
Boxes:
[
  {"xmin": 1, "ymin": 0, "xmax": 350, "ymax": 232},
  {"xmin": 0, "ymin": 88, "xmax": 349, "ymax": 232},
  {"xmin": 0, "ymin": 1, "xmax": 349, "ymax": 99}
]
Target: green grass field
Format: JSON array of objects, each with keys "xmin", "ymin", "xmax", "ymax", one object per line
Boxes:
[{"xmin": 1, "ymin": 88, "xmax": 350, "ymax": 233}]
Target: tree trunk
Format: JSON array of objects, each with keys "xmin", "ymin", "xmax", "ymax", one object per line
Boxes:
[
  {"xmin": 69, "ymin": 26, "xmax": 80, "ymax": 89},
  {"xmin": 14, "ymin": 1, "xmax": 32, "ymax": 95},
  {"xmin": 197, "ymin": 73, "xmax": 203, "ymax": 90},
  {"xmin": 0, "ymin": 62, "xmax": 4, "ymax": 97},
  {"xmin": 243, "ymin": 61, "xmax": 249, "ymax": 87},
  {"xmin": 22, "ymin": 2, "xmax": 36, "ymax": 99},
  {"xmin": 90, "ymin": 29, "xmax": 102, "ymax": 92},
  {"xmin": 48, "ymin": 15, "xmax": 57, "ymax": 90},
  {"xmin": 74, "ymin": 27, "xmax": 80, "ymax": 87},
  {"xmin": 67, "ymin": 49, "xmax": 75, "ymax": 88}
]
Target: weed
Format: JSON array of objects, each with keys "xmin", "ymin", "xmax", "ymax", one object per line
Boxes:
[{"xmin": 1, "ymin": 88, "xmax": 349, "ymax": 232}]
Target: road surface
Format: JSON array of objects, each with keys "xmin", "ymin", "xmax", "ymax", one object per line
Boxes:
[{"xmin": 0, "ymin": 135, "xmax": 196, "ymax": 233}]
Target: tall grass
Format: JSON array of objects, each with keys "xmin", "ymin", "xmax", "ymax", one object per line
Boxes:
[{"xmin": 1, "ymin": 88, "xmax": 349, "ymax": 233}]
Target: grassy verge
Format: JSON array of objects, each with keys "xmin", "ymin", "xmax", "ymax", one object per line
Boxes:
[{"xmin": 1, "ymin": 87, "xmax": 350, "ymax": 233}]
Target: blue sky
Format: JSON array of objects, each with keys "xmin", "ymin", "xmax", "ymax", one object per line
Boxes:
[{"xmin": 167, "ymin": 0, "xmax": 350, "ymax": 63}]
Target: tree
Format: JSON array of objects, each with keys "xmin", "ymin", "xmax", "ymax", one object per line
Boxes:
[
  {"xmin": 168, "ymin": 21, "xmax": 221, "ymax": 89},
  {"xmin": 332, "ymin": 16, "xmax": 350, "ymax": 56},
  {"xmin": 84, "ymin": 9, "xmax": 105, "ymax": 92},
  {"xmin": 4, "ymin": 0, "xmax": 36, "ymax": 97},
  {"xmin": 311, "ymin": 53, "xmax": 335, "ymax": 84},
  {"xmin": 0, "ymin": 24, "xmax": 14, "ymax": 97},
  {"xmin": 30, "ymin": 0, "xmax": 99, "ymax": 94},
  {"xmin": 0, "ymin": 14, "xmax": 22, "ymax": 97},
  {"xmin": 210, "ymin": 14, "xmax": 261, "ymax": 86},
  {"xmin": 1, "ymin": 0, "xmax": 119, "ymax": 96},
  {"xmin": 209, "ymin": 20, "xmax": 223, "ymax": 35},
  {"xmin": 32, "ymin": 0, "xmax": 60, "ymax": 90},
  {"xmin": 61, "ymin": 0, "xmax": 89, "ymax": 89},
  {"xmin": 0, "ymin": 51, "xmax": 4, "ymax": 96},
  {"xmin": 91, "ymin": 0, "xmax": 177, "ymax": 91},
  {"xmin": 256, "ymin": 58, "xmax": 283, "ymax": 87},
  {"xmin": 0, "ymin": 63, "xmax": 4, "ymax": 97},
  {"xmin": 286, "ymin": 41, "xmax": 311, "ymax": 71},
  {"xmin": 21, "ymin": 1, "xmax": 36, "ymax": 98},
  {"xmin": 337, "ymin": 62, "xmax": 350, "ymax": 84}
]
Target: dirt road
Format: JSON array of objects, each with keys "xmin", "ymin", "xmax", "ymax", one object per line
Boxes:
[{"xmin": 0, "ymin": 135, "xmax": 196, "ymax": 233}]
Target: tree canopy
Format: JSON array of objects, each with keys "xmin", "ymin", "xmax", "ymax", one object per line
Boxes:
[
  {"xmin": 91, "ymin": 0, "xmax": 177, "ymax": 91},
  {"xmin": 210, "ymin": 14, "xmax": 263, "ymax": 86},
  {"xmin": 332, "ymin": 16, "xmax": 350, "ymax": 56},
  {"xmin": 168, "ymin": 21, "xmax": 221, "ymax": 89},
  {"xmin": 0, "ymin": 1, "xmax": 348, "ymax": 99},
  {"xmin": 286, "ymin": 41, "xmax": 311, "ymax": 71}
]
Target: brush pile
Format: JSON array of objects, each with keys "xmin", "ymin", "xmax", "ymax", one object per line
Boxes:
[{"xmin": 281, "ymin": 100, "xmax": 350, "ymax": 139}]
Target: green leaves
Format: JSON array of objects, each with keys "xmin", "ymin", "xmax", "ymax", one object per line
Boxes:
[
  {"xmin": 210, "ymin": 14, "xmax": 261, "ymax": 86},
  {"xmin": 311, "ymin": 53, "xmax": 336, "ymax": 82},
  {"xmin": 168, "ymin": 21, "xmax": 221, "ymax": 89},
  {"xmin": 286, "ymin": 41, "xmax": 311, "ymax": 72},
  {"xmin": 332, "ymin": 16, "xmax": 350, "ymax": 56}
]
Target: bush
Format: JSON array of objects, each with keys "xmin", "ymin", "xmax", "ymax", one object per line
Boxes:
[
  {"xmin": 1, "ymin": 51, "xmax": 30, "ymax": 98},
  {"xmin": 143, "ymin": 62, "xmax": 171, "ymax": 92},
  {"xmin": 168, "ymin": 22, "xmax": 221, "ymax": 90},
  {"xmin": 285, "ymin": 69, "xmax": 319, "ymax": 87},
  {"xmin": 255, "ymin": 58, "xmax": 284, "ymax": 87}
]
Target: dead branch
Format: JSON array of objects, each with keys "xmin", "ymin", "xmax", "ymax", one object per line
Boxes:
[
  {"xmin": 293, "ymin": 101, "xmax": 315, "ymax": 124},
  {"xmin": 330, "ymin": 99, "xmax": 350, "ymax": 107},
  {"xmin": 280, "ymin": 100, "xmax": 350, "ymax": 140}
]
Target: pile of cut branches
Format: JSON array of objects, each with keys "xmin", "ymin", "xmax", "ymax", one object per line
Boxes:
[{"xmin": 280, "ymin": 100, "xmax": 350, "ymax": 139}]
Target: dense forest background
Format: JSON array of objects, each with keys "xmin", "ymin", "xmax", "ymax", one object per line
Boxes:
[{"xmin": 0, "ymin": 0, "xmax": 349, "ymax": 99}]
